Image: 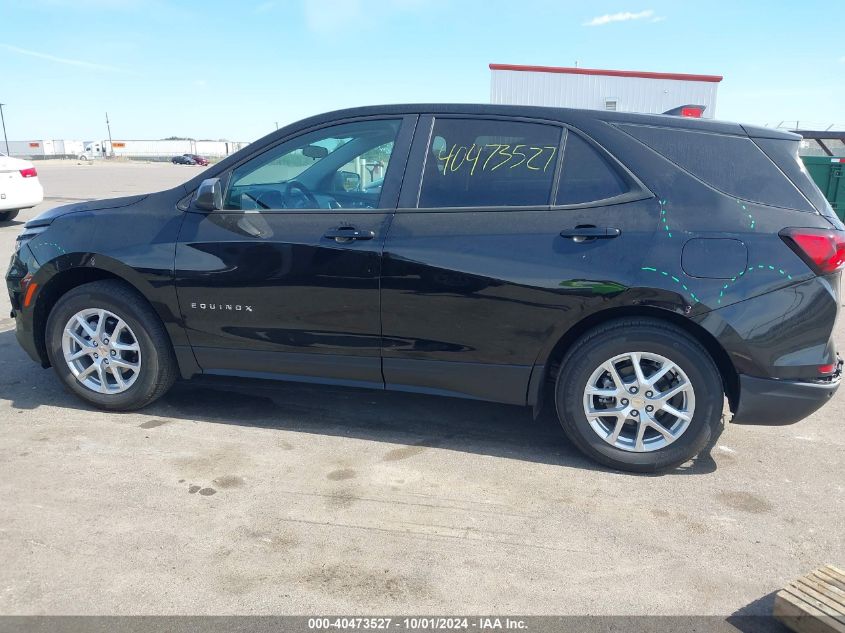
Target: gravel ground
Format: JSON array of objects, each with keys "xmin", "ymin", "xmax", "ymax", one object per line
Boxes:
[{"xmin": 0, "ymin": 161, "xmax": 842, "ymax": 620}]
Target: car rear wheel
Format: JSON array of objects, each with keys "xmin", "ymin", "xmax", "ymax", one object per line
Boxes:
[
  {"xmin": 0, "ymin": 210, "xmax": 20, "ymax": 222},
  {"xmin": 555, "ymin": 318, "xmax": 724, "ymax": 472},
  {"xmin": 45, "ymin": 280, "xmax": 178, "ymax": 410}
]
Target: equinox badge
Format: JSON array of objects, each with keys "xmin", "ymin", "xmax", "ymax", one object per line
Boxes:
[{"xmin": 190, "ymin": 302, "xmax": 253, "ymax": 312}]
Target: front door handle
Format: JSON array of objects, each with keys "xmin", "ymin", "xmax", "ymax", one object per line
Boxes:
[
  {"xmin": 323, "ymin": 226, "xmax": 375, "ymax": 243},
  {"xmin": 559, "ymin": 226, "xmax": 622, "ymax": 242}
]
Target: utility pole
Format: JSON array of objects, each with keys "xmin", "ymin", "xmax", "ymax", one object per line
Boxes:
[
  {"xmin": 105, "ymin": 112, "xmax": 114, "ymax": 157},
  {"xmin": 275, "ymin": 121, "xmax": 279, "ymax": 130},
  {"xmin": 0, "ymin": 103, "xmax": 9, "ymax": 155}
]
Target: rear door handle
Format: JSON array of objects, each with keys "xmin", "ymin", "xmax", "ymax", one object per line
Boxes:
[
  {"xmin": 559, "ymin": 226, "xmax": 622, "ymax": 241},
  {"xmin": 323, "ymin": 226, "xmax": 375, "ymax": 242}
]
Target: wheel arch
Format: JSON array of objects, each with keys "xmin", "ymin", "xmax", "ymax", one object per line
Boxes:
[
  {"xmin": 30, "ymin": 257, "xmax": 173, "ymax": 369},
  {"xmin": 531, "ymin": 306, "xmax": 739, "ymax": 415}
]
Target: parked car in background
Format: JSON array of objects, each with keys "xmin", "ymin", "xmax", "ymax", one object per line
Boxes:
[
  {"xmin": 171, "ymin": 155, "xmax": 196, "ymax": 165},
  {"xmin": 0, "ymin": 153, "xmax": 44, "ymax": 222},
  {"xmin": 7, "ymin": 104, "xmax": 844, "ymax": 472},
  {"xmin": 183, "ymin": 154, "xmax": 209, "ymax": 166}
]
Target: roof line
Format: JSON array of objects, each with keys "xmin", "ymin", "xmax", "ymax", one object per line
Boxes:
[{"xmin": 489, "ymin": 63, "xmax": 723, "ymax": 83}]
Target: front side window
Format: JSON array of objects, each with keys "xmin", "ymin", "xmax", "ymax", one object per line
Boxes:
[
  {"xmin": 226, "ymin": 119, "xmax": 401, "ymax": 210},
  {"xmin": 418, "ymin": 118, "xmax": 562, "ymax": 208}
]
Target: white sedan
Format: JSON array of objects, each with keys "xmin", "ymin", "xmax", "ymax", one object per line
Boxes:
[{"xmin": 0, "ymin": 154, "xmax": 44, "ymax": 222}]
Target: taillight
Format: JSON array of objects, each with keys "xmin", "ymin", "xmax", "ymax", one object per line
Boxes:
[
  {"xmin": 780, "ymin": 228, "xmax": 845, "ymax": 274},
  {"xmin": 680, "ymin": 106, "xmax": 703, "ymax": 118},
  {"xmin": 19, "ymin": 167, "xmax": 37, "ymax": 178}
]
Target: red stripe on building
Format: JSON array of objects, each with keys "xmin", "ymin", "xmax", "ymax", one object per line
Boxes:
[{"xmin": 489, "ymin": 63, "xmax": 723, "ymax": 83}]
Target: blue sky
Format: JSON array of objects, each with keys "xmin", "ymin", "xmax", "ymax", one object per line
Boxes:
[{"xmin": 1, "ymin": 0, "xmax": 842, "ymax": 142}]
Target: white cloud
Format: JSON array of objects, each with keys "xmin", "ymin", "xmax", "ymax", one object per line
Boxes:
[
  {"xmin": 584, "ymin": 9, "xmax": 660, "ymax": 26},
  {"xmin": 0, "ymin": 43, "xmax": 123, "ymax": 72}
]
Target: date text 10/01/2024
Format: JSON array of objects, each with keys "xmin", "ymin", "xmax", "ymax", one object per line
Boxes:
[
  {"xmin": 307, "ymin": 617, "xmax": 528, "ymax": 630},
  {"xmin": 436, "ymin": 142, "xmax": 558, "ymax": 175}
]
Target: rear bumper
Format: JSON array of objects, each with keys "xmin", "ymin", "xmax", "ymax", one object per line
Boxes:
[
  {"xmin": 0, "ymin": 179, "xmax": 43, "ymax": 211},
  {"xmin": 732, "ymin": 363, "xmax": 841, "ymax": 425}
]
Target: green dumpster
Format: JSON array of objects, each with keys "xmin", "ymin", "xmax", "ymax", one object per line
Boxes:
[{"xmin": 801, "ymin": 156, "xmax": 845, "ymax": 221}]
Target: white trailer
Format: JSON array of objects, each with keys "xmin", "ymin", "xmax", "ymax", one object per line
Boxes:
[
  {"xmin": 6, "ymin": 140, "xmax": 54, "ymax": 157},
  {"xmin": 196, "ymin": 140, "xmax": 250, "ymax": 156},
  {"xmin": 490, "ymin": 64, "xmax": 722, "ymax": 119},
  {"xmin": 78, "ymin": 139, "xmax": 250, "ymax": 160},
  {"xmin": 53, "ymin": 140, "xmax": 85, "ymax": 157},
  {"xmin": 79, "ymin": 140, "xmax": 190, "ymax": 160}
]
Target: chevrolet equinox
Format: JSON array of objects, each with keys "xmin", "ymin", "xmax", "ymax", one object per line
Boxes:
[{"xmin": 7, "ymin": 105, "xmax": 844, "ymax": 472}]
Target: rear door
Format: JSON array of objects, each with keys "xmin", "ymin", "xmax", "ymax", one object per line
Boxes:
[
  {"xmin": 380, "ymin": 115, "xmax": 653, "ymax": 404},
  {"xmin": 175, "ymin": 115, "xmax": 415, "ymax": 387}
]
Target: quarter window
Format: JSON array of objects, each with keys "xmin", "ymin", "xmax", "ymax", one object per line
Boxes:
[
  {"xmin": 555, "ymin": 133, "xmax": 629, "ymax": 205},
  {"xmin": 418, "ymin": 118, "xmax": 562, "ymax": 208},
  {"xmin": 226, "ymin": 119, "xmax": 401, "ymax": 210},
  {"xmin": 618, "ymin": 124, "xmax": 811, "ymax": 211}
]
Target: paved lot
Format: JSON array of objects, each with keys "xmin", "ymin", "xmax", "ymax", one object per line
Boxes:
[{"xmin": 0, "ymin": 161, "xmax": 843, "ymax": 618}]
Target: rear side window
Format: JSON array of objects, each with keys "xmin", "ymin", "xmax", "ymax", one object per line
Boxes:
[
  {"xmin": 619, "ymin": 124, "xmax": 812, "ymax": 211},
  {"xmin": 555, "ymin": 133, "xmax": 628, "ymax": 205},
  {"xmin": 418, "ymin": 118, "xmax": 562, "ymax": 208}
]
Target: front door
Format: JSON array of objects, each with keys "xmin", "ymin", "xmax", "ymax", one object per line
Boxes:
[{"xmin": 175, "ymin": 116, "xmax": 415, "ymax": 387}]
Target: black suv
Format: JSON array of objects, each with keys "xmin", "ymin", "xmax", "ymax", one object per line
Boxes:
[{"xmin": 7, "ymin": 105, "xmax": 844, "ymax": 472}]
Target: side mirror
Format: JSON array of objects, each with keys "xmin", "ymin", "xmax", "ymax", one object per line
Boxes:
[
  {"xmin": 195, "ymin": 178, "xmax": 223, "ymax": 211},
  {"xmin": 337, "ymin": 170, "xmax": 361, "ymax": 192}
]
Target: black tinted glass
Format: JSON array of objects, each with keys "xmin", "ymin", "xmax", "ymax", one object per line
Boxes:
[
  {"xmin": 419, "ymin": 118, "xmax": 562, "ymax": 208},
  {"xmin": 620, "ymin": 124, "xmax": 812, "ymax": 211},
  {"xmin": 555, "ymin": 133, "xmax": 628, "ymax": 205}
]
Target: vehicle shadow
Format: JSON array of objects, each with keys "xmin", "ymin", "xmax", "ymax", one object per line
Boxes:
[{"xmin": 0, "ymin": 328, "xmax": 719, "ymax": 475}]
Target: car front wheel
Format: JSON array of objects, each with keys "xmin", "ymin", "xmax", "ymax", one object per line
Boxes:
[
  {"xmin": 555, "ymin": 318, "xmax": 724, "ymax": 472},
  {"xmin": 0, "ymin": 210, "xmax": 19, "ymax": 222},
  {"xmin": 45, "ymin": 280, "xmax": 178, "ymax": 410}
]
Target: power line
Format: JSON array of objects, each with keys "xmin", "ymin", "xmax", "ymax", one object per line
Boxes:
[{"xmin": 0, "ymin": 103, "xmax": 9, "ymax": 155}]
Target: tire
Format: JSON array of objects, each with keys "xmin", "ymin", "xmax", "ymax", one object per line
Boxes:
[
  {"xmin": 45, "ymin": 280, "xmax": 178, "ymax": 410},
  {"xmin": 555, "ymin": 318, "xmax": 723, "ymax": 473},
  {"xmin": 0, "ymin": 209, "xmax": 19, "ymax": 222}
]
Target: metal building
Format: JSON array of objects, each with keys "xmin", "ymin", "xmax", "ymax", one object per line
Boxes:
[{"xmin": 490, "ymin": 63, "xmax": 722, "ymax": 119}]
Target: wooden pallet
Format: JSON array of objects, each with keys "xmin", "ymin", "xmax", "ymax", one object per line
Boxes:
[{"xmin": 774, "ymin": 565, "xmax": 845, "ymax": 633}]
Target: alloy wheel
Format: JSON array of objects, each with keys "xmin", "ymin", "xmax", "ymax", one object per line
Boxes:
[
  {"xmin": 61, "ymin": 308, "xmax": 141, "ymax": 394},
  {"xmin": 582, "ymin": 351, "xmax": 695, "ymax": 452}
]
